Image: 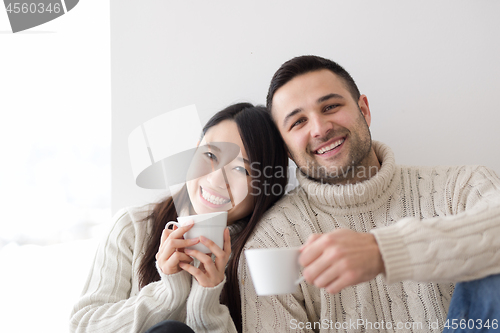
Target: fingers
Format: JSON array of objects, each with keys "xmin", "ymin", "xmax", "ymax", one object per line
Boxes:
[
  {"xmin": 178, "ymin": 262, "xmax": 205, "ymax": 283},
  {"xmin": 196, "ymin": 230, "xmax": 231, "ymax": 272},
  {"xmin": 158, "ymin": 251, "xmax": 194, "ymax": 275},
  {"xmin": 298, "ymin": 230, "xmax": 385, "ymax": 294},
  {"xmin": 184, "ymin": 248, "xmax": 219, "ymax": 277},
  {"xmin": 302, "ymin": 247, "xmax": 341, "ymax": 284},
  {"xmin": 157, "ymin": 238, "xmax": 200, "ymax": 262},
  {"xmin": 160, "ymin": 228, "xmax": 172, "ymax": 246},
  {"xmin": 215, "ymin": 228, "xmax": 232, "ymax": 271},
  {"xmin": 300, "ymin": 233, "xmax": 322, "ymax": 250},
  {"xmin": 307, "ymin": 257, "xmax": 344, "ymax": 289},
  {"xmin": 299, "ymin": 234, "xmax": 329, "ymax": 267},
  {"xmin": 168, "ymin": 220, "xmax": 195, "ymax": 240},
  {"xmin": 197, "ymin": 235, "xmax": 224, "ymax": 258},
  {"xmin": 156, "ymin": 220, "xmax": 199, "ymax": 275},
  {"xmin": 325, "ymin": 273, "xmax": 353, "ymax": 294},
  {"xmin": 159, "ymin": 220, "xmax": 197, "ymax": 253}
]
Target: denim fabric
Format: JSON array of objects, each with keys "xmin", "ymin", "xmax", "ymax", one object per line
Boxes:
[
  {"xmin": 144, "ymin": 320, "xmax": 195, "ymax": 333},
  {"xmin": 443, "ymin": 274, "xmax": 500, "ymax": 333}
]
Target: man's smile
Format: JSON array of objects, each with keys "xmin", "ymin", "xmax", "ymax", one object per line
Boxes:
[{"xmin": 313, "ymin": 137, "xmax": 346, "ymax": 156}]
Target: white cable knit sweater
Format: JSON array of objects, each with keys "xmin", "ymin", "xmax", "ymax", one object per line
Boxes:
[
  {"xmin": 69, "ymin": 206, "xmax": 242, "ymax": 333},
  {"xmin": 238, "ymin": 141, "xmax": 500, "ymax": 333},
  {"xmin": 70, "ymin": 141, "xmax": 500, "ymax": 333}
]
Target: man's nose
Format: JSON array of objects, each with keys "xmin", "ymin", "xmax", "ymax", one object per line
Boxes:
[{"xmin": 309, "ymin": 115, "xmax": 332, "ymax": 138}]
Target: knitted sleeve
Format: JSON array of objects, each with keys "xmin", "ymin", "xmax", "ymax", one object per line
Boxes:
[
  {"xmin": 185, "ymin": 276, "xmax": 238, "ymax": 333},
  {"xmin": 69, "ymin": 208, "xmax": 192, "ymax": 333},
  {"xmin": 238, "ymin": 220, "xmax": 315, "ymax": 333},
  {"xmin": 372, "ymin": 166, "xmax": 500, "ymax": 284}
]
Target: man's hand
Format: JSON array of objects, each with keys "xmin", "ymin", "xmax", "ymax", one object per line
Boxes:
[{"xmin": 299, "ymin": 229, "xmax": 385, "ymax": 294}]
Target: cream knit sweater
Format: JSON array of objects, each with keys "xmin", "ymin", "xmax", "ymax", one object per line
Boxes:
[
  {"xmin": 238, "ymin": 141, "xmax": 500, "ymax": 333},
  {"xmin": 69, "ymin": 206, "xmax": 241, "ymax": 333},
  {"xmin": 70, "ymin": 142, "xmax": 500, "ymax": 333}
]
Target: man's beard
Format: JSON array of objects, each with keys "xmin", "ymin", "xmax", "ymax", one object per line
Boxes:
[{"xmin": 291, "ymin": 115, "xmax": 372, "ymax": 185}]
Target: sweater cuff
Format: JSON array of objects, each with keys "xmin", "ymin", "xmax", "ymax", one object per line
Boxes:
[
  {"xmin": 370, "ymin": 220, "xmax": 414, "ymax": 284},
  {"xmin": 155, "ymin": 261, "xmax": 192, "ymax": 301},
  {"xmin": 187, "ymin": 276, "xmax": 226, "ymax": 312}
]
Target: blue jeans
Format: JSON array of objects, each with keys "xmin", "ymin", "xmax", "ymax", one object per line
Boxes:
[
  {"xmin": 443, "ymin": 274, "xmax": 500, "ymax": 332},
  {"xmin": 144, "ymin": 320, "xmax": 195, "ymax": 333}
]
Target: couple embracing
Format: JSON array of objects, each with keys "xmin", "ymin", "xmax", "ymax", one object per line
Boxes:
[{"xmin": 71, "ymin": 55, "xmax": 500, "ymax": 333}]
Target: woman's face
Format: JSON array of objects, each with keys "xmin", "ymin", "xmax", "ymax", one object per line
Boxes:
[{"xmin": 186, "ymin": 120, "xmax": 254, "ymax": 224}]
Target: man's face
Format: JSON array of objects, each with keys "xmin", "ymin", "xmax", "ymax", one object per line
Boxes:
[{"xmin": 271, "ymin": 69, "xmax": 374, "ymax": 184}]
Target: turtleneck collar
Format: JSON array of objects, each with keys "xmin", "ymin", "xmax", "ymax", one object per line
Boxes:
[{"xmin": 295, "ymin": 141, "xmax": 398, "ymax": 211}]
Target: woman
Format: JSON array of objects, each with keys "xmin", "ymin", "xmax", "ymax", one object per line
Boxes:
[{"xmin": 70, "ymin": 103, "xmax": 289, "ymax": 333}]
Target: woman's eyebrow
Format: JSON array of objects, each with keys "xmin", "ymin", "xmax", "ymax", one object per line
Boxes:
[
  {"xmin": 207, "ymin": 143, "xmax": 249, "ymax": 165},
  {"xmin": 237, "ymin": 156, "xmax": 251, "ymax": 165},
  {"xmin": 206, "ymin": 143, "xmax": 221, "ymax": 152}
]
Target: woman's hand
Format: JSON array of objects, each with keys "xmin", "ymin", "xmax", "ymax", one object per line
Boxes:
[
  {"xmin": 155, "ymin": 220, "xmax": 200, "ymax": 275},
  {"xmin": 179, "ymin": 227, "xmax": 231, "ymax": 288}
]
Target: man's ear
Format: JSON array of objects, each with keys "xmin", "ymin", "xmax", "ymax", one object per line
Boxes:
[{"xmin": 358, "ymin": 94, "xmax": 372, "ymax": 127}]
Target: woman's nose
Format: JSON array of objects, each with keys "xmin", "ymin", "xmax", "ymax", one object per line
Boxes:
[{"xmin": 206, "ymin": 168, "xmax": 227, "ymax": 189}]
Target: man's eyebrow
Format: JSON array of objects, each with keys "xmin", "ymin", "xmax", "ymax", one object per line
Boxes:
[
  {"xmin": 317, "ymin": 93, "xmax": 345, "ymax": 104},
  {"xmin": 282, "ymin": 108, "xmax": 303, "ymax": 128},
  {"xmin": 282, "ymin": 94, "xmax": 345, "ymax": 128}
]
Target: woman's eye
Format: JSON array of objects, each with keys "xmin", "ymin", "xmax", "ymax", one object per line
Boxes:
[
  {"xmin": 204, "ymin": 152, "xmax": 218, "ymax": 162},
  {"xmin": 234, "ymin": 166, "xmax": 249, "ymax": 175}
]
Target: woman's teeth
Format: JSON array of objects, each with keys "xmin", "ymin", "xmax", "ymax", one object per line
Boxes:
[
  {"xmin": 201, "ymin": 187, "xmax": 230, "ymax": 205},
  {"xmin": 316, "ymin": 138, "xmax": 345, "ymax": 155}
]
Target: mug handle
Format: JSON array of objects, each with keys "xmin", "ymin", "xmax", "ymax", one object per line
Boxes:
[{"xmin": 165, "ymin": 221, "xmax": 180, "ymax": 230}]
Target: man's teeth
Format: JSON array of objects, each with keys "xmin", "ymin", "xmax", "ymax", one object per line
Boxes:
[
  {"xmin": 201, "ymin": 188, "xmax": 230, "ymax": 205},
  {"xmin": 316, "ymin": 139, "xmax": 345, "ymax": 155}
]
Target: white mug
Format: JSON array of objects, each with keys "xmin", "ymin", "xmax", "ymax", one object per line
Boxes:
[
  {"xmin": 166, "ymin": 211, "xmax": 227, "ymax": 253},
  {"xmin": 245, "ymin": 247, "xmax": 302, "ymax": 296}
]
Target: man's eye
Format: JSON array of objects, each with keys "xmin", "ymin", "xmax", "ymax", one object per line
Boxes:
[
  {"xmin": 324, "ymin": 104, "xmax": 339, "ymax": 112},
  {"xmin": 290, "ymin": 118, "xmax": 305, "ymax": 130}
]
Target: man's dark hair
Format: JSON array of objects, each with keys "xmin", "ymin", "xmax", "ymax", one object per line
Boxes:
[{"xmin": 266, "ymin": 55, "xmax": 361, "ymax": 113}]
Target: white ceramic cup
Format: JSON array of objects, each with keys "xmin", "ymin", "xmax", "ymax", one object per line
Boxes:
[
  {"xmin": 245, "ymin": 247, "xmax": 302, "ymax": 296},
  {"xmin": 165, "ymin": 211, "xmax": 227, "ymax": 253}
]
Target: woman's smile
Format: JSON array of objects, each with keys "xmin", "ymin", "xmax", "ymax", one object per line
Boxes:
[{"xmin": 199, "ymin": 186, "xmax": 231, "ymax": 207}]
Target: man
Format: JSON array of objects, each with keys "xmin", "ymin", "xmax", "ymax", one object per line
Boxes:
[{"xmin": 238, "ymin": 55, "xmax": 500, "ymax": 332}]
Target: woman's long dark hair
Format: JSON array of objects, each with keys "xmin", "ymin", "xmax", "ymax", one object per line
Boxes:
[{"xmin": 137, "ymin": 103, "xmax": 289, "ymax": 332}]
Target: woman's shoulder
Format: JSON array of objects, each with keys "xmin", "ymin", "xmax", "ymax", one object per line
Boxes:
[
  {"xmin": 117, "ymin": 204, "xmax": 155, "ymax": 222},
  {"xmin": 103, "ymin": 204, "xmax": 156, "ymax": 241},
  {"xmin": 112, "ymin": 204, "xmax": 155, "ymax": 224}
]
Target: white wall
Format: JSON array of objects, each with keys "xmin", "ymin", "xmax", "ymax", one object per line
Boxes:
[
  {"xmin": 1, "ymin": 0, "xmax": 111, "ymax": 245},
  {"xmin": 1, "ymin": 1, "xmax": 110, "ymax": 331},
  {"xmin": 111, "ymin": 0, "xmax": 500, "ymax": 213}
]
